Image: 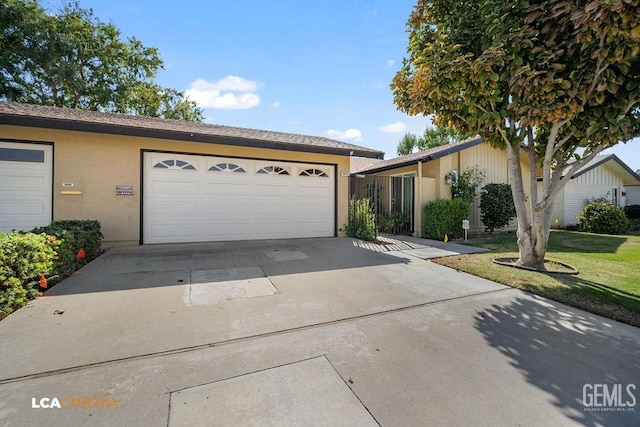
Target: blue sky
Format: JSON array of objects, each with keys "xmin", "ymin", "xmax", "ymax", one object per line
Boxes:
[{"xmin": 52, "ymin": 0, "xmax": 639, "ymax": 170}]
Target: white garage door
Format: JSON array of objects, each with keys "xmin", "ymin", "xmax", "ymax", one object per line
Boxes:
[
  {"xmin": 143, "ymin": 152, "xmax": 335, "ymax": 243},
  {"xmin": 0, "ymin": 141, "xmax": 52, "ymax": 233}
]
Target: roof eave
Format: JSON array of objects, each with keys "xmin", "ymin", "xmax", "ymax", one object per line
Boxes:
[
  {"xmin": 0, "ymin": 113, "xmax": 384, "ymax": 159},
  {"xmin": 354, "ymin": 136, "xmax": 483, "ymax": 174}
]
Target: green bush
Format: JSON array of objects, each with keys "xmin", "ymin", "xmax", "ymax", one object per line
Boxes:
[
  {"xmin": 423, "ymin": 198, "xmax": 470, "ymax": 240},
  {"xmin": 30, "ymin": 226, "xmax": 76, "ymax": 285},
  {"xmin": 378, "ymin": 211, "xmax": 411, "ymax": 234},
  {"xmin": 46, "ymin": 220, "xmax": 103, "ymax": 265},
  {"xmin": 577, "ymin": 201, "xmax": 629, "ymax": 234},
  {"xmin": 628, "ymin": 218, "xmax": 640, "ymax": 233},
  {"xmin": 479, "ymin": 183, "xmax": 516, "ymax": 232},
  {"xmin": 624, "ymin": 204, "xmax": 640, "ymax": 219},
  {"xmin": 345, "ymin": 198, "xmax": 376, "ymax": 241},
  {"xmin": 0, "ymin": 232, "xmax": 56, "ymax": 315}
]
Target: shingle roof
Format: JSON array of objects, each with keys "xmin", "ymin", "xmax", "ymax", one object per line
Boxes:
[
  {"xmin": 0, "ymin": 102, "xmax": 384, "ymax": 158},
  {"xmin": 350, "ymin": 156, "xmax": 383, "ymax": 173},
  {"xmin": 353, "ymin": 136, "xmax": 483, "ymax": 174}
]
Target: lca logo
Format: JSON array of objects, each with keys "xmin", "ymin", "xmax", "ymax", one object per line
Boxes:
[
  {"xmin": 31, "ymin": 397, "xmax": 119, "ymax": 409},
  {"xmin": 583, "ymin": 384, "xmax": 636, "ymax": 411}
]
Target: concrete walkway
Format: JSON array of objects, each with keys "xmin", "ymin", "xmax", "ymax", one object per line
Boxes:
[{"xmin": 0, "ymin": 237, "xmax": 638, "ymax": 426}]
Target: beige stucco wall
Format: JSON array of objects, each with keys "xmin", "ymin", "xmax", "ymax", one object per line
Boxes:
[{"xmin": 1, "ymin": 125, "xmax": 351, "ymax": 245}]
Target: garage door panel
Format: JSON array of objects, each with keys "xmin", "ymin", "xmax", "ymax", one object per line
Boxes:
[
  {"xmin": 148, "ymin": 180, "xmax": 199, "ymax": 195},
  {"xmin": 253, "ymin": 183, "xmax": 293, "ymax": 197},
  {"xmin": 149, "ymin": 224, "xmax": 200, "ymax": 238},
  {"xmin": 143, "ymin": 152, "xmax": 334, "ymax": 243},
  {"xmin": 148, "ymin": 202, "xmax": 198, "ymax": 215},
  {"xmin": 0, "ymin": 142, "xmax": 52, "ymax": 232},
  {"xmin": 204, "ymin": 183, "xmax": 250, "ymax": 195},
  {"xmin": 252, "ymin": 203, "xmax": 295, "ymax": 215},
  {"xmin": 205, "ymin": 202, "xmax": 251, "ymax": 215},
  {"xmin": 0, "ymin": 202, "xmax": 46, "ymax": 215},
  {"xmin": 205, "ymin": 223, "xmax": 253, "ymax": 238},
  {"xmin": 0, "ymin": 174, "xmax": 47, "ymax": 190}
]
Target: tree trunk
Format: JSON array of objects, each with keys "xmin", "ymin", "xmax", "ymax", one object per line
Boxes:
[{"xmin": 505, "ymin": 143, "xmax": 551, "ymax": 271}]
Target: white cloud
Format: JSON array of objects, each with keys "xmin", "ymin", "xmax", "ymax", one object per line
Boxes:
[
  {"xmin": 271, "ymin": 101, "xmax": 281, "ymax": 109},
  {"xmin": 185, "ymin": 76, "xmax": 261, "ymax": 110},
  {"xmin": 327, "ymin": 128, "xmax": 363, "ymax": 142},
  {"xmin": 386, "ymin": 59, "xmax": 395, "ymax": 67},
  {"xmin": 377, "ymin": 121, "xmax": 407, "ymax": 133}
]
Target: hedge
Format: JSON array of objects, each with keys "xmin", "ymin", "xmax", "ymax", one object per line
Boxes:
[
  {"xmin": 0, "ymin": 232, "xmax": 57, "ymax": 315},
  {"xmin": 423, "ymin": 198, "xmax": 470, "ymax": 240},
  {"xmin": 33, "ymin": 220, "xmax": 103, "ymax": 266},
  {"xmin": 1, "ymin": 220, "xmax": 103, "ymax": 317}
]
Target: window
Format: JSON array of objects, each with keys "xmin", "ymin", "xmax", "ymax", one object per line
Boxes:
[
  {"xmin": 257, "ymin": 165, "xmax": 290, "ymax": 175},
  {"xmin": 153, "ymin": 159, "xmax": 196, "ymax": 170},
  {"xmin": 299, "ymin": 168, "xmax": 328, "ymax": 177},
  {"xmin": 0, "ymin": 147, "xmax": 45, "ymax": 163},
  {"xmin": 612, "ymin": 188, "xmax": 619, "ymax": 206},
  {"xmin": 209, "ymin": 163, "xmax": 245, "ymax": 173}
]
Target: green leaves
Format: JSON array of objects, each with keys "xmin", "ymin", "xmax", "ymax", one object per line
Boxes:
[{"xmin": 0, "ymin": 0, "xmax": 203, "ymax": 121}]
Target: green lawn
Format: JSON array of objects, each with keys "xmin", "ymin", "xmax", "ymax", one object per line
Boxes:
[{"xmin": 432, "ymin": 230, "xmax": 640, "ymax": 327}]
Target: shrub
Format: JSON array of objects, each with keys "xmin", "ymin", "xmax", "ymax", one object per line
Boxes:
[
  {"xmin": 345, "ymin": 198, "xmax": 376, "ymax": 241},
  {"xmin": 479, "ymin": 183, "xmax": 516, "ymax": 232},
  {"xmin": 577, "ymin": 201, "xmax": 629, "ymax": 234},
  {"xmin": 378, "ymin": 211, "xmax": 411, "ymax": 234},
  {"xmin": 451, "ymin": 165, "xmax": 486, "ymax": 203},
  {"xmin": 0, "ymin": 232, "xmax": 56, "ymax": 315},
  {"xmin": 423, "ymin": 198, "xmax": 470, "ymax": 240},
  {"xmin": 30, "ymin": 226, "xmax": 76, "ymax": 285},
  {"xmin": 46, "ymin": 220, "xmax": 103, "ymax": 264},
  {"xmin": 624, "ymin": 204, "xmax": 640, "ymax": 219},
  {"xmin": 628, "ymin": 218, "xmax": 640, "ymax": 233}
]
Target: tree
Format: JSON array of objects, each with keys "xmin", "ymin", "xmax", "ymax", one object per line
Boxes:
[
  {"xmin": 0, "ymin": 0, "xmax": 203, "ymax": 121},
  {"xmin": 396, "ymin": 125, "xmax": 467, "ymax": 155},
  {"xmin": 422, "ymin": 126, "xmax": 467, "ymax": 150},
  {"xmin": 392, "ymin": 0, "xmax": 640, "ymax": 270},
  {"xmin": 397, "ymin": 132, "xmax": 421, "ymax": 155}
]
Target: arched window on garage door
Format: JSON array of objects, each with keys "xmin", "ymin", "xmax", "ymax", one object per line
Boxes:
[
  {"xmin": 208, "ymin": 163, "xmax": 246, "ymax": 173},
  {"xmin": 299, "ymin": 168, "xmax": 328, "ymax": 177},
  {"xmin": 257, "ymin": 165, "xmax": 290, "ymax": 175},
  {"xmin": 153, "ymin": 159, "xmax": 196, "ymax": 170}
]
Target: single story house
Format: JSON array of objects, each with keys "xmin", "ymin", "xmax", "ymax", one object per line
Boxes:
[
  {"xmin": 351, "ymin": 137, "xmax": 532, "ymax": 235},
  {"xmin": 545, "ymin": 154, "xmax": 640, "ymax": 228},
  {"xmin": 0, "ymin": 102, "xmax": 383, "ymax": 246}
]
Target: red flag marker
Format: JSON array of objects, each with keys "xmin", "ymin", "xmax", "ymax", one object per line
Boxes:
[{"xmin": 76, "ymin": 248, "xmax": 86, "ymax": 259}]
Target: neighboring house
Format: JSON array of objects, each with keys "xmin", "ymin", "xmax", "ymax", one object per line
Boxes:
[
  {"xmin": 352, "ymin": 137, "xmax": 532, "ymax": 235},
  {"xmin": 0, "ymin": 102, "xmax": 383, "ymax": 246},
  {"xmin": 545, "ymin": 154, "xmax": 640, "ymax": 228}
]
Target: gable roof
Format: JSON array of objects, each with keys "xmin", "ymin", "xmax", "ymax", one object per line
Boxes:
[
  {"xmin": 0, "ymin": 102, "xmax": 384, "ymax": 159},
  {"xmin": 571, "ymin": 154, "xmax": 640, "ymax": 186},
  {"xmin": 353, "ymin": 136, "xmax": 483, "ymax": 174}
]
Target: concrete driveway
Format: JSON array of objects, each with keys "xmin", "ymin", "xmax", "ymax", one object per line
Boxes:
[{"xmin": 0, "ymin": 237, "xmax": 638, "ymax": 426}]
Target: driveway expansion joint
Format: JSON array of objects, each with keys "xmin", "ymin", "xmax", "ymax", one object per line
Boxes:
[{"xmin": 0, "ymin": 287, "xmax": 512, "ymax": 385}]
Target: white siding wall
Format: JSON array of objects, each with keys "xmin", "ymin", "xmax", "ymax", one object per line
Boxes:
[
  {"xmin": 626, "ymin": 186, "xmax": 640, "ymax": 205},
  {"xmin": 460, "ymin": 144, "xmax": 520, "ymax": 232},
  {"xmin": 562, "ymin": 164, "xmax": 624, "ymax": 225}
]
